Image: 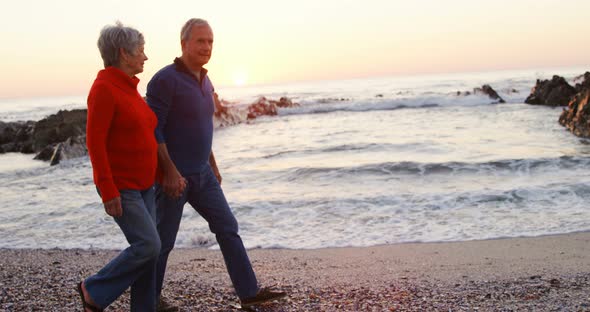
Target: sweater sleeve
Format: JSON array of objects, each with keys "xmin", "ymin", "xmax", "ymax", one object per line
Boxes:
[
  {"xmin": 146, "ymin": 75, "xmax": 174, "ymax": 144},
  {"xmin": 86, "ymin": 83, "xmax": 119, "ymax": 202}
]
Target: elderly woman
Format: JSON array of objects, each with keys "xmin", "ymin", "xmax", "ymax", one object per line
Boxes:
[{"xmin": 76, "ymin": 22, "xmax": 160, "ymax": 312}]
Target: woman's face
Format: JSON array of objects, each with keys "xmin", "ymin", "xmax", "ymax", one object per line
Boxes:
[{"xmin": 124, "ymin": 44, "xmax": 148, "ymax": 76}]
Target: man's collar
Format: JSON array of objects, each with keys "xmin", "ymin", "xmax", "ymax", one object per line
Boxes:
[{"xmin": 174, "ymin": 57, "xmax": 208, "ymax": 82}]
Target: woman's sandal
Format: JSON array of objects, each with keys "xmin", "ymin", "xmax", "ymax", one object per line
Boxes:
[{"xmin": 76, "ymin": 282, "xmax": 104, "ymax": 312}]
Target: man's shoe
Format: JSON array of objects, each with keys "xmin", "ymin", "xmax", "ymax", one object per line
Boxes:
[
  {"xmin": 157, "ymin": 297, "xmax": 179, "ymax": 312},
  {"xmin": 241, "ymin": 287, "xmax": 287, "ymax": 307}
]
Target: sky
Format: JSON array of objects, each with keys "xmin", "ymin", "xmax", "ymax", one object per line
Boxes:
[{"xmin": 0, "ymin": 0, "xmax": 589, "ymax": 99}]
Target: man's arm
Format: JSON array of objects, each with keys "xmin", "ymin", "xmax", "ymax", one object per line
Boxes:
[
  {"xmin": 158, "ymin": 143, "xmax": 187, "ymax": 198},
  {"xmin": 209, "ymin": 150, "xmax": 222, "ymax": 184},
  {"xmin": 146, "ymin": 74, "xmax": 186, "ymax": 198}
]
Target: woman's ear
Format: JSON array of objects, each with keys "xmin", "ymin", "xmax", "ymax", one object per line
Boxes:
[{"xmin": 119, "ymin": 47, "xmax": 129, "ymax": 64}]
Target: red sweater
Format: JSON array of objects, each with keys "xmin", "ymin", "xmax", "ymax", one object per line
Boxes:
[{"xmin": 86, "ymin": 67, "xmax": 158, "ymax": 202}]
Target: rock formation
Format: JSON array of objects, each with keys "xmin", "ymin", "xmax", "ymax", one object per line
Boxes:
[
  {"xmin": 0, "ymin": 120, "xmax": 35, "ymax": 153},
  {"xmin": 574, "ymin": 72, "xmax": 590, "ymax": 93},
  {"xmin": 473, "ymin": 84, "xmax": 506, "ymax": 103},
  {"xmin": 525, "ymin": 75, "xmax": 577, "ymax": 106},
  {"xmin": 0, "ymin": 109, "xmax": 87, "ymax": 165},
  {"xmin": 213, "ymin": 95, "xmax": 300, "ymax": 126},
  {"xmin": 247, "ymin": 97, "xmax": 278, "ymax": 119},
  {"xmin": 2, "ymin": 96, "xmax": 298, "ymax": 165},
  {"xmin": 455, "ymin": 84, "xmax": 505, "ymax": 103},
  {"xmin": 559, "ymin": 75, "xmax": 590, "ymax": 137}
]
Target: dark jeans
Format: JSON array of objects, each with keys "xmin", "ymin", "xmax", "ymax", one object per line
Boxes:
[
  {"xmin": 85, "ymin": 187, "xmax": 161, "ymax": 311},
  {"xmin": 155, "ymin": 165, "xmax": 258, "ymax": 300}
]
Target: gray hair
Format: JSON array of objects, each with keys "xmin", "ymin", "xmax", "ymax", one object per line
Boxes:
[
  {"xmin": 180, "ymin": 18, "xmax": 210, "ymax": 41},
  {"xmin": 97, "ymin": 21, "xmax": 144, "ymax": 67}
]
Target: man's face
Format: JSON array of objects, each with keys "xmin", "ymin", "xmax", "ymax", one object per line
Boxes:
[{"xmin": 181, "ymin": 25, "xmax": 214, "ymax": 70}]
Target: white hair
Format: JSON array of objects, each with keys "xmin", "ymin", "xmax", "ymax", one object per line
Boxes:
[
  {"xmin": 180, "ymin": 18, "xmax": 211, "ymax": 41},
  {"xmin": 97, "ymin": 21, "xmax": 144, "ymax": 67}
]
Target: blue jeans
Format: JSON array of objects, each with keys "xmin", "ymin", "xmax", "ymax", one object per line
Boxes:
[
  {"xmin": 156, "ymin": 165, "xmax": 258, "ymax": 300},
  {"xmin": 85, "ymin": 187, "xmax": 161, "ymax": 311}
]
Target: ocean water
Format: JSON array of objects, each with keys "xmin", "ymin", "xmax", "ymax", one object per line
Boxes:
[{"xmin": 1, "ymin": 66, "xmax": 590, "ymax": 250}]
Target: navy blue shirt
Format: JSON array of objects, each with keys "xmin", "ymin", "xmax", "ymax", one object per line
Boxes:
[{"xmin": 146, "ymin": 58, "xmax": 215, "ymax": 176}]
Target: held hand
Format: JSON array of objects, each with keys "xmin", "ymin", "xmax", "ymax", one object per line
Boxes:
[
  {"xmin": 162, "ymin": 169, "xmax": 186, "ymax": 198},
  {"xmin": 178, "ymin": 176, "xmax": 188, "ymax": 196},
  {"xmin": 104, "ymin": 197, "xmax": 122, "ymax": 217}
]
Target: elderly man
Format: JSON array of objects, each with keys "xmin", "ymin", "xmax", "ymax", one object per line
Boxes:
[{"xmin": 146, "ymin": 18, "xmax": 286, "ymax": 311}]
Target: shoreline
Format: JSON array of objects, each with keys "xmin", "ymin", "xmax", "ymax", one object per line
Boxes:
[{"xmin": 2, "ymin": 232, "xmax": 589, "ymax": 311}]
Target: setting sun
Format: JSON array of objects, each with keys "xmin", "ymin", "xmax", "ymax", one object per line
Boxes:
[{"xmin": 232, "ymin": 71, "xmax": 248, "ymax": 87}]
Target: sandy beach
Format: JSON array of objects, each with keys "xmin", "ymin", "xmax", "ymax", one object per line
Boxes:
[{"xmin": 1, "ymin": 232, "xmax": 589, "ymax": 311}]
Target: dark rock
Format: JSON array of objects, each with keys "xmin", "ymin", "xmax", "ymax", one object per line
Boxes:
[
  {"xmin": 247, "ymin": 97, "xmax": 278, "ymax": 119},
  {"xmin": 0, "ymin": 121, "xmax": 35, "ymax": 154},
  {"xmin": 0, "ymin": 110, "xmax": 86, "ymax": 157},
  {"xmin": 20, "ymin": 142, "xmax": 34, "ymax": 153},
  {"xmin": 456, "ymin": 85, "xmax": 505, "ymax": 103},
  {"xmin": 273, "ymin": 97, "xmax": 299, "ymax": 108},
  {"xmin": 34, "ymin": 144, "xmax": 57, "ymax": 161},
  {"xmin": 525, "ymin": 75, "xmax": 577, "ymax": 106},
  {"xmin": 15, "ymin": 123, "xmax": 34, "ymax": 142},
  {"xmin": 214, "ymin": 95, "xmax": 298, "ymax": 127},
  {"xmin": 212, "ymin": 92, "xmax": 229, "ymax": 114},
  {"xmin": 32, "ymin": 109, "xmax": 87, "ymax": 152},
  {"xmin": 0, "ymin": 142, "xmax": 14, "ymax": 153},
  {"xmin": 456, "ymin": 91, "xmax": 472, "ymax": 96},
  {"xmin": 474, "ymin": 84, "xmax": 506, "ymax": 103},
  {"xmin": 559, "ymin": 89, "xmax": 590, "ymax": 137},
  {"xmin": 212, "ymin": 93, "xmax": 247, "ymax": 128},
  {"xmin": 0, "ymin": 121, "xmax": 17, "ymax": 145},
  {"xmin": 317, "ymin": 98, "xmax": 350, "ymax": 103},
  {"xmin": 558, "ymin": 71, "xmax": 590, "ymax": 138},
  {"xmin": 48, "ymin": 136, "xmax": 87, "ymax": 166},
  {"xmin": 574, "ymin": 72, "xmax": 590, "ymax": 93}
]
